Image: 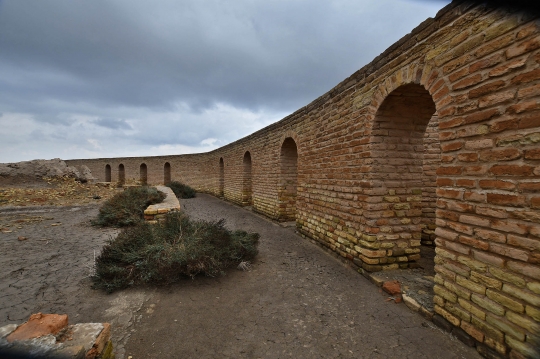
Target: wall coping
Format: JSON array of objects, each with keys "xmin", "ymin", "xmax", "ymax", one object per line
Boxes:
[{"xmin": 144, "ymin": 186, "xmax": 181, "ymax": 223}]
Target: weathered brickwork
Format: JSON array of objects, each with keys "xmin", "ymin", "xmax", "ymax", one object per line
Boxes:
[{"xmin": 66, "ymin": 2, "xmax": 540, "ymax": 358}]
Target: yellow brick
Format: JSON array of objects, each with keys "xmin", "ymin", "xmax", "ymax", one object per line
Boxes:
[
  {"xmin": 486, "ymin": 289, "xmax": 525, "ymax": 313},
  {"xmin": 434, "ymin": 305, "xmax": 460, "ymax": 326},
  {"xmin": 506, "ymin": 311, "xmax": 540, "ymax": 334}
]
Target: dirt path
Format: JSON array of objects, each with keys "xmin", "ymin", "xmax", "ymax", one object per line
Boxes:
[{"xmin": 124, "ymin": 194, "xmax": 480, "ymax": 359}]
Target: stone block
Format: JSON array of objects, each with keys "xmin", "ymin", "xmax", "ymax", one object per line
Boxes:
[
  {"xmin": 7, "ymin": 313, "xmax": 68, "ymax": 342},
  {"xmin": 452, "ymin": 326, "xmax": 476, "ymax": 347},
  {"xmin": 432, "ymin": 313, "xmax": 454, "ymax": 333}
]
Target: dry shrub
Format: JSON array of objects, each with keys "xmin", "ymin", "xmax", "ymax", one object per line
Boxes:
[
  {"xmin": 92, "ymin": 212, "xmax": 259, "ymax": 292},
  {"xmin": 92, "ymin": 186, "xmax": 166, "ymax": 227},
  {"xmin": 166, "ymin": 181, "xmax": 196, "ymax": 199}
]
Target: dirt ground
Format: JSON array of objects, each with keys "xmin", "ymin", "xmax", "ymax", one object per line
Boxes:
[
  {"xmin": 125, "ymin": 194, "xmax": 479, "ymax": 359},
  {"xmin": 0, "ymin": 188, "xmax": 480, "ymax": 359}
]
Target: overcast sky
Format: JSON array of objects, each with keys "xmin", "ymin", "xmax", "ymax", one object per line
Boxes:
[{"xmin": 0, "ymin": 0, "xmax": 450, "ymax": 163}]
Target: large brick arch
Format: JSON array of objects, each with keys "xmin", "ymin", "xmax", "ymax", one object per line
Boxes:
[{"xmin": 67, "ymin": 3, "xmax": 540, "ymax": 357}]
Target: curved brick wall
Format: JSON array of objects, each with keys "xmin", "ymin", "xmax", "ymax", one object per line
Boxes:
[{"xmin": 67, "ymin": 2, "xmax": 540, "ymax": 357}]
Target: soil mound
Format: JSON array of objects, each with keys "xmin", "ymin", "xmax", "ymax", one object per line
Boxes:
[{"xmin": 0, "ymin": 158, "xmax": 95, "ymax": 184}]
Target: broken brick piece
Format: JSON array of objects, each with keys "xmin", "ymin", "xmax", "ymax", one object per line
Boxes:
[
  {"xmin": 382, "ymin": 280, "xmax": 401, "ymax": 296},
  {"xmin": 6, "ymin": 313, "xmax": 68, "ymax": 342}
]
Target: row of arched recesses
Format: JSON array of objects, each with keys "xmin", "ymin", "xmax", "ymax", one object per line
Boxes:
[
  {"xmin": 104, "ymin": 162, "xmax": 172, "ymax": 185},
  {"xmin": 221, "ymin": 137, "xmax": 299, "ymax": 221}
]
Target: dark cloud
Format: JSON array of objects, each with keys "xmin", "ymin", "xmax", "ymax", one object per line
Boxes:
[
  {"xmin": 0, "ymin": 0, "xmax": 450, "ymax": 162},
  {"xmin": 92, "ymin": 118, "xmax": 133, "ymax": 130}
]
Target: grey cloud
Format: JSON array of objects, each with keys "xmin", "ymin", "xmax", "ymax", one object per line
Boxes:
[
  {"xmin": 0, "ymin": 0, "xmax": 450, "ymax": 162},
  {"xmin": 93, "ymin": 118, "xmax": 133, "ymax": 130}
]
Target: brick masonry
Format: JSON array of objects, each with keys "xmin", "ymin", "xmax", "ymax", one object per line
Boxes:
[{"xmin": 66, "ymin": 2, "xmax": 540, "ymax": 358}]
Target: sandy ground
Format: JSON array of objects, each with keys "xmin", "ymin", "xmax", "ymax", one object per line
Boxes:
[{"xmin": 0, "ymin": 191, "xmax": 480, "ymax": 359}]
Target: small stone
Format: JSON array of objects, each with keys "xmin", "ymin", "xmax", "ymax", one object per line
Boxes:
[{"xmin": 17, "ymin": 236, "xmax": 27, "ymax": 241}]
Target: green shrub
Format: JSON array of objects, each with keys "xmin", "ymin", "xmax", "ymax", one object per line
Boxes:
[
  {"xmin": 167, "ymin": 181, "xmax": 196, "ymax": 199},
  {"xmin": 92, "ymin": 212, "xmax": 259, "ymax": 292},
  {"xmin": 92, "ymin": 186, "xmax": 166, "ymax": 227}
]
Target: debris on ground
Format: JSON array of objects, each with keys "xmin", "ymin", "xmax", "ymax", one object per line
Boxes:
[{"xmin": 0, "ymin": 177, "xmax": 120, "ymax": 207}]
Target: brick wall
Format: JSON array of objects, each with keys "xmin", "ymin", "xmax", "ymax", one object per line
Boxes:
[{"xmin": 66, "ymin": 2, "xmax": 540, "ymax": 357}]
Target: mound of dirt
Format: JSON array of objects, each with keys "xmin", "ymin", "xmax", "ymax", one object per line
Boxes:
[{"xmin": 0, "ymin": 158, "xmax": 95, "ymax": 184}]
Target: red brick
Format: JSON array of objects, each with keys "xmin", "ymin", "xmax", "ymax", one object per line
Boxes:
[
  {"xmin": 479, "ymin": 148, "xmax": 521, "ymax": 161},
  {"xmin": 506, "ymin": 37, "xmax": 540, "ymax": 59},
  {"xmin": 464, "ymin": 138, "xmax": 493, "ymax": 150},
  {"xmin": 437, "ymin": 188, "xmax": 463, "ymax": 199},
  {"xmin": 441, "ymin": 141, "xmax": 463, "ymax": 152},
  {"xmin": 488, "ymin": 56, "xmax": 527, "ymax": 77},
  {"xmin": 455, "ymin": 179, "xmax": 475, "ymax": 188},
  {"xmin": 517, "ymin": 83, "xmax": 540, "ymax": 99},
  {"xmin": 437, "ymin": 209, "xmax": 460, "ymax": 222},
  {"xmin": 439, "ymin": 117, "xmax": 464, "ymax": 129},
  {"xmin": 464, "ymin": 191, "xmax": 486, "ymax": 203},
  {"xmin": 490, "ymin": 243, "xmax": 529, "ymax": 262},
  {"xmin": 447, "ymin": 221, "xmax": 474, "ymax": 235},
  {"xmin": 460, "ymin": 214, "xmax": 490, "ymax": 227},
  {"xmin": 518, "ymin": 182, "xmax": 540, "ymax": 192},
  {"xmin": 506, "ymin": 100, "xmax": 540, "ymax": 114},
  {"xmin": 473, "ymin": 250, "xmax": 505, "ymax": 267},
  {"xmin": 524, "ymin": 149, "xmax": 540, "ymax": 160},
  {"xmin": 491, "ymin": 220, "xmax": 528, "ymax": 235},
  {"xmin": 452, "ymin": 74, "xmax": 483, "ymax": 90},
  {"xmin": 507, "ymin": 234, "xmax": 540, "ymax": 251},
  {"xmin": 487, "ymin": 193, "xmax": 526, "ymax": 207},
  {"xmin": 518, "ymin": 111, "xmax": 540, "ymax": 130},
  {"xmin": 437, "ymin": 178, "xmax": 454, "ymax": 186},
  {"xmin": 457, "ymin": 153, "xmax": 478, "ymax": 162},
  {"xmin": 444, "ymin": 199, "xmax": 474, "ymax": 213},
  {"xmin": 532, "ymin": 197, "xmax": 540, "ymax": 209},
  {"xmin": 449, "ymin": 67, "xmax": 470, "ymax": 82},
  {"xmin": 479, "ymin": 180, "xmax": 516, "ymax": 190},
  {"xmin": 459, "ymin": 235, "xmax": 489, "ymax": 251},
  {"xmin": 438, "ymin": 106, "xmax": 456, "ymax": 117},
  {"xmin": 474, "ymin": 228, "xmax": 506, "ymax": 243},
  {"xmin": 436, "ymin": 166, "xmax": 463, "ymax": 175},
  {"xmin": 475, "ymin": 34, "xmax": 514, "ymax": 58},
  {"xmin": 7, "ymin": 313, "xmax": 69, "ymax": 342},
  {"xmin": 489, "ymin": 118, "xmax": 519, "ymax": 133},
  {"xmin": 475, "ymin": 206, "xmax": 509, "ymax": 219},
  {"xmin": 469, "ymin": 80, "xmax": 506, "ymax": 99},
  {"xmin": 463, "ymin": 108, "xmax": 501, "ymax": 125},
  {"xmin": 441, "ymin": 155, "xmax": 455, "ymax": 163},
  {"xmin": 489, "ymin": 165, "xmax": 535, "ymax": 176},
  {"xmin": 469, "ymin": 53, "xmax": 504, "ymax": 73},
  {"xmin": 478, "ymin": 90, "xmax": 516, "ymax": 108},
  {"xmin": 440, "ymin": 131, "xmax": 457, "ymax": 141},
  {"xmin": 507, "ymin": 261, "xmax": 540, "ymax": 280},
  {"xmin": 511, "ymin": 68, "xmax": 540, "ymax": 85},
  {"xmin": 462, "ymin": 165, "xmax": 488, "ymax": 175}
]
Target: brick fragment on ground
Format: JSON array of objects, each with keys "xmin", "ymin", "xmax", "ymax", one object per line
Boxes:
[
  {"xmin": 382, "ymin": 280, "xmax": 401, "ymax": 296},
  {"xmin": 6, "ymin": 313, "xmax": 68, "ymax": 342}
]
